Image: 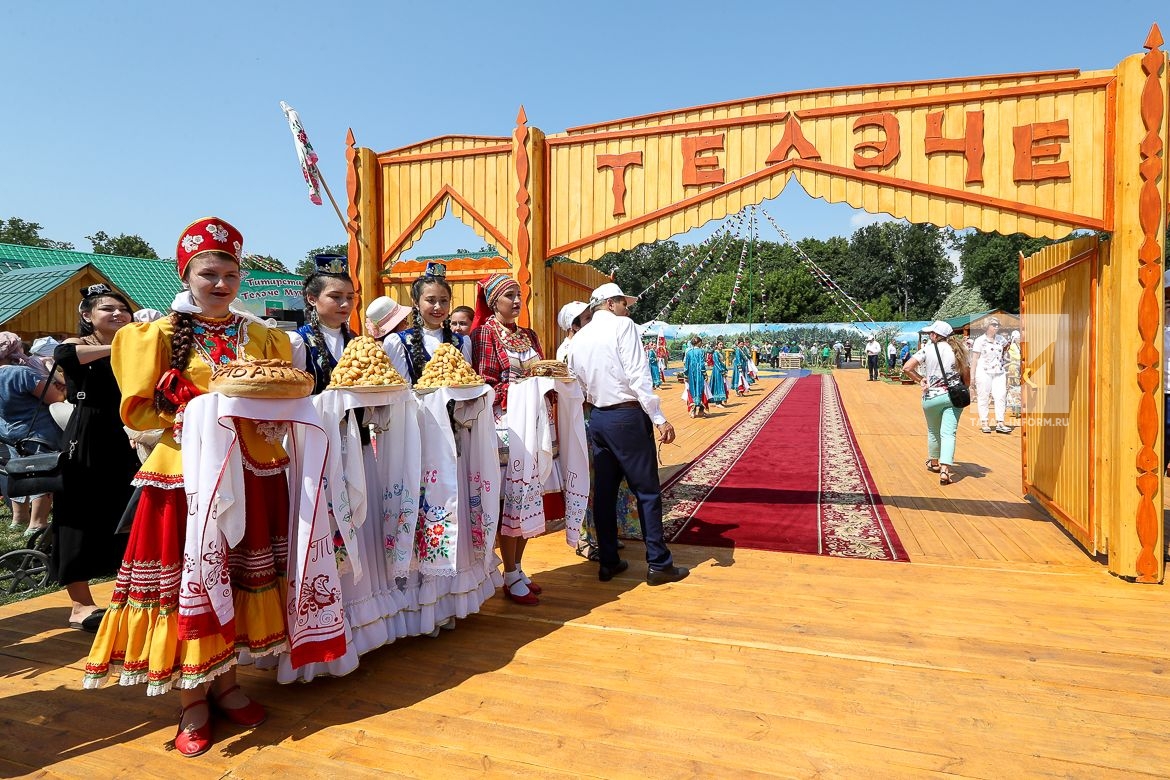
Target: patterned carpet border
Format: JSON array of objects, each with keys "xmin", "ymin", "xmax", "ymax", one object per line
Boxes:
[
  {"xmin": 817, "ymin": 375, "xmax": 907, "ymax": 560},
  {"xmin": 661, "ymin": 378, "xmax": 798, "ymax": 541}
]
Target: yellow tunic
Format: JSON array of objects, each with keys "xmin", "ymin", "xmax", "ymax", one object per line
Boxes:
[{"xmin": 113, "ymin": 315, "xmax": 292, "ymax": 486}]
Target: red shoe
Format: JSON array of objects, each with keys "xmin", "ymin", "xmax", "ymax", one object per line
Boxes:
[
  {"xmin": 209, "ymin": 684, "xmax": 267, "ymax": 728},
  {"xmin": 504, "ymin": 584, "xmax": 539, "ymax": 606},
  {"xmin": 524, "ymin": 579, "xmax": 542, "ymax": 595},
  {"xmin": 174, "ymin": 700, "xmax": 213, "ymax": 757}
]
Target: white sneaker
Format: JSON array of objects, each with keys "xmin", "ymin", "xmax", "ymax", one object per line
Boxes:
[{"xmin": 995, "ymin": 424, "xmax": 1013, "ymax": 434}]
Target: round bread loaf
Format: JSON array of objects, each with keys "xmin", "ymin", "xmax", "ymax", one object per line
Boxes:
[{"xmin": 209, "ymin": 359, "xmax": 314, "ymax": 399}]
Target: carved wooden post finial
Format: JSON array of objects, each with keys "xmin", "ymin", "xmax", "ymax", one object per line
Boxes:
[
  {"xmin": 1143, "ymin": 23, "xmax": 1163, "ymax": 51},
  {"xmin": 514, "ymin": 106, "xmax": 532, "ymax": 327}
]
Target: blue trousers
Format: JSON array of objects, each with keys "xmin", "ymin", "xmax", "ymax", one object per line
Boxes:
[{"xmin": 588, "ymin": 406, "xmax": 674, "ymax": 570}]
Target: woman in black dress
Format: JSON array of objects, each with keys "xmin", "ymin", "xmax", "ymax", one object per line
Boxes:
[{"xmin": 52, "ymin": 285, "xmax": 138, "ymax": 631}]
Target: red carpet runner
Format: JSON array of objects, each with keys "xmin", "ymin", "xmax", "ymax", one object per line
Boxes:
[{"xmin": 663, "ymin": 375, "xmax": 908, "ymax": 560}]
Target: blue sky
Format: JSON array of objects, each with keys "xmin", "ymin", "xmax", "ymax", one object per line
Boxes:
[{"xmin": 0, "ymin": 1, "xmax": 1161, "ymax": 268}]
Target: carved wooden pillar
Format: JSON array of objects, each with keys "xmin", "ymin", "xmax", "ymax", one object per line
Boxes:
[
  {"xmin": 346, "ymin": 129, "xmax": 381, "ymax": 334},
  {"xmin": 1104, "ymin": 27, "xmax": 1167, "ymax": 582},
  {"xmin": 512, "ymin": 107, "xmax": 554, "ymax": 352}
]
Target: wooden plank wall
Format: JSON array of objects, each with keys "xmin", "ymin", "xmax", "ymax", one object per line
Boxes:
[
  {"xmin": 546, "ymin": 70, "xmax": 1111, "ymax": 262},
  {"xmin": 1019, "ymin": 236, "xmax": 1097, "ymax": 551},
  {"xmin": 5, "ymin": 267, "xmax": 118, "ymax": 341}
]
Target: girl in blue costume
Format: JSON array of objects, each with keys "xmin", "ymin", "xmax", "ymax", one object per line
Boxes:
[
  {"xmin": 289, "ymin": 255, "xmax": 356, "ymax": 393},
  {"xmin": 646, "ymin": 340, "xmax": 663, "ymax": 388},
  {"xmin": 383, "ymin": 263, "xmax": 497, "ymax": 631},
  {"xmin": 732, "ymin": 339, "xmax": 752, "ymax": 396},
  {"xmin": 683, "ymin": 336, "xmax": 709, "ymax": 418},
  {"xmin": 708, "ymin": 342, "xmax": 729, "ymax": 407}
]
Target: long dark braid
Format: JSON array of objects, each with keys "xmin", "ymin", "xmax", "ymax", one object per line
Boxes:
[
  {"xmin": 303, "ymin": 271, "xmax": 352, "ymax": 374},
  {"xmin": 407, "ymin": 305, "xmax": 429, "ymax": 381},
  {"xmin": 155, "ymin": 312, "xmax": 196, "ymax": 414}
]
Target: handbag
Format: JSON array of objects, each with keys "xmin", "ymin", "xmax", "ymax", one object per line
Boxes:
[
  {"xmin": 0, "ymin": 364, "xmax": 65, "ymax": 498},
  {"xmin": 932, "ymin": 341, "xmax": 971, "ymax": 409}
]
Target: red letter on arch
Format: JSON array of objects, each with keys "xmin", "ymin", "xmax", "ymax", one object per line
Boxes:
[
  {"xmin": 924, "ymin": 110, "xmax": 985, "ymax": 184},
  {"xmin": 1013, "ymin": 120, "xmax": 1071, "ymax": 183},
  {"xmin": 852, "ymin": 112, "xmax": 901, "ymax": 169},
  {"xmin": 682, "ymin": 135, "xmax": 725, "ymax": 186},
  {"xmin": 765, "ymin": 116, "xmax": 821, "ymax": 164},
  {"xmin": 596, "ymin": 152, "xmax": 643, "ymax": 216}
]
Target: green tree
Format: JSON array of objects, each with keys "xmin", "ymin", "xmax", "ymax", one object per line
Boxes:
[
  {"xmin": 954, "ymin": 230, "xmax": 1051, "ymax": 312},
  {"xmin": 297, "ymin": 243, "xmax": 349, "ymax": 276},
  {"xmin": 933, "ymin": 284, "xmax": 991, "ymax": 320},
  {"xmin": 86, "ymin": 230, "xmax": 159, "ymax": 258},
  {"xmin": 0, "ymin": 217, "xmax": 74, "ymax": 249}
]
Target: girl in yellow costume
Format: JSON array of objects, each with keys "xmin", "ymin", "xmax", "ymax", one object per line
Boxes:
[{"xmin": 84, "ymin": 218, "xmax": 291, "ymax": 757}]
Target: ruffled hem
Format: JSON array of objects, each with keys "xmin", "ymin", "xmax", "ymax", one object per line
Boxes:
[{"xmin": 242, "ymin": 461, "xmax": 289, "ymax": 477}]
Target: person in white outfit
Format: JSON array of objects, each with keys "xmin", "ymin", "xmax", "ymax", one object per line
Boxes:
[{"xmin": 971, "ymin": 317, "xmax": 1011, "ymax": 434}]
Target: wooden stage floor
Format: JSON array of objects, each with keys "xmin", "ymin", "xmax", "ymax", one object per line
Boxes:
[{"xmin": 3, "ymin": 368, "xmax": 1168, "ymax": 778}]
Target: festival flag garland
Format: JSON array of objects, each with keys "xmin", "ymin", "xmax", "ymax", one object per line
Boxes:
[
  {"xmin": 725, "ymin": 206, "xmax": 756, "ymax": 323},
  {"xmin": 660, "ymin": 217, "xmax": 744, "ymax": 321},
  {"xmin": 759, "ymin": 207, "xmax": 877, "ymax": 330}
]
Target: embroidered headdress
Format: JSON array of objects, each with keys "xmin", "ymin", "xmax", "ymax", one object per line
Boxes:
[
  {"xmin": 176, "ymin": 217, "xmax": 244, "ymax": 278},
  {"xmin": 471, "ymin": 273, "xmax": 520, "ymax": 332}
]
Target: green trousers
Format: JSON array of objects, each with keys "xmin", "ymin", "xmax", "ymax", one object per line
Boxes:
[{"xmin": 922, "ymin": 392, "xmax": 964, "ymax": 466}]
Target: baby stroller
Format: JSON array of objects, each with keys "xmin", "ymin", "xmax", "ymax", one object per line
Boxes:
[{"xmin": 0, "ymin": 524, "xmax": 52, "ymax": 596}]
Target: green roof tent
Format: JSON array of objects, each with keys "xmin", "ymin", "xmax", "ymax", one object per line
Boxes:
[
  {"xmin": 0, "ymin": 243, "xmax": 180, "ymax": 312},
  {"xmin": 0, "ymin": 243, "xmax": 306, "ymax": 322},
  {"xmin": 920, "ymin": 309, "xmax": 1021, "ymax": 337},
  {"xmin": 0, "ymin": 262, "xmax": 109, "ymax": 325}
]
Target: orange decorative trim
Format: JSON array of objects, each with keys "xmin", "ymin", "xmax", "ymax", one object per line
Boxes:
[
  {"xmin": 1019, "ymin": 246, "xmax": 1097, "ymax": 289},
  {"xmin": 514, "ymin": 107, "xmax": 532, "ymax": 329},
  {"xmin": 378, "ymin": 144, "xmax": 512, "ymax": 164},
  {"xmin": 345, "ymin": 128, "xmax": 363, "ymax": 334},
  {"xmin": 548, "ymin": 158, "xmax": 1102, "ymax": 258},
  {"xmin": 382, "ymin": 185, "xmax": 512, "ymax": 265},
  {"xmin": 564, "ymin": 69, "xmax": 1085, "ymax": 134},
  {"xmin": 1133, "ymin": 25, "xmax": 1165, "ymax": 583},
  {"xmin": 1104, "ymin": 79, "xmax": 1117, "ymax": 230},
  {"xmin": 550, "ymin": 77, "xmax": 1111, "ymax": 147},
  {"xmin": 389, "ymin": 256, "xmax": 511, "ymax": 274},
  {"xmin": 378, "ymin": 134, "xmax": 510, "ymax": 157}
]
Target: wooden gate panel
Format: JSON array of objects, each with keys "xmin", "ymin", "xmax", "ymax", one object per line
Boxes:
[{"xmin": 1020, "ymin": 237, "xmax": 1097, "ymax": 550}]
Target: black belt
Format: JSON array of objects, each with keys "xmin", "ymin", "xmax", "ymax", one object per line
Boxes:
[{"xmin": 592, "ymin": 401, "xmax": 640, "ymax": 411}]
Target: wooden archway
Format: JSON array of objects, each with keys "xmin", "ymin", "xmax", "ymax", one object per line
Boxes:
[{"xmin": 347, "ymin": 27, "xmax": 1168, "ymax": 580}]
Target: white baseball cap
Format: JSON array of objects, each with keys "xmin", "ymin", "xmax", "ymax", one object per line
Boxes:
[
  {"xmin": 557, "ymin": 301, "xmax": 589, "ymax": 332},
  {"xmin": 589, "ymin": 282, "xmax": 638, "ymax": 308},
  {"xmin": 924, "ymin": 320, "xmax": 954, "ymax": 337}
]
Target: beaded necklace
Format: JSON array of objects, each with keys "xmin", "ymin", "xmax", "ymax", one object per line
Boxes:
[
  {"xmin": 191, "ymin": 315, "xmax": 246, "ymax": 368},
  {"xmin": 488, "ymin": 317, "xmax": 532, "ymax": 354}
]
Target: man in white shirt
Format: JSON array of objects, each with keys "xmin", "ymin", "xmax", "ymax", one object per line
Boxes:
[
  {"xmin": 971, "ymin": 317, "xmax": 1011, "ymax": 434},
  {"xmin": 567, "ymin": 283, "xmax": 689, "ymax": 586},
  {"xmin": 864, "ymin": 336, "xmax": 882, "ymax": 381}
]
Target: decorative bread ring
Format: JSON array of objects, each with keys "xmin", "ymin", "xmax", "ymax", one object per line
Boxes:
[
  {"xmin": 210, "ymin": 359, "xmax": 315, "ymax": 399},
  {"xmin": 525, "ymin": 359, "xmax": 571, "ymax": 378}
]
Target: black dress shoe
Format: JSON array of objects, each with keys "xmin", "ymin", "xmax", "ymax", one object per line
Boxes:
[
  {"xmin": 598, "ymin": 560, "xmax": 629, "ymax": 582},
  {"xmin": 646, "ymin": 565, "xmax": 690, "ymax": 586}
]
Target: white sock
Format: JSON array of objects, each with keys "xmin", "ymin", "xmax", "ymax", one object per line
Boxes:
[
  {"xmin": 517, "ymin": 567, "xmax": 532, "ymax": 585},
  {"xmin": 504, "ymin": 569, "xmax": 530, "ymax": 596}
]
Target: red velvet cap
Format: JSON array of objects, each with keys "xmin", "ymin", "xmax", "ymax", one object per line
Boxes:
[{"xmin": 176, "ymin": 217, "xmax": 244, "ymax": 278}]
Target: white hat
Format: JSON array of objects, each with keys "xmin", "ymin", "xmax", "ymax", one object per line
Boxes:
[
  {"xmin": 364, "ymin": 295, "xmax": 411, "ymax": 338},
  {"xmin": 589, "ymin": 282, "xmax": 638, "ymax": 308},
  {"xmin": 557, "ymin": 301, "xmax": 589, "ymax": 332},
  {"xmin": 924, "ymin": 320, "xmax": 954, "ymax": 337},
  {"xmin": 133, "ymin": 308, "xmax": 165, "ymax": 323}
]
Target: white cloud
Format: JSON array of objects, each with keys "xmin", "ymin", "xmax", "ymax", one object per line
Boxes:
[{"xmin": 848, "ymin": 210, "xmax": 896, "ymax": 229}]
